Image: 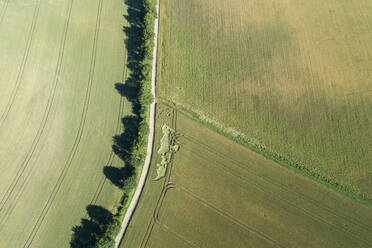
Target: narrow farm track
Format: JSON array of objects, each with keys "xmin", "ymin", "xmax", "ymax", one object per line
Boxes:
[
  {"xmin": 182, "ymin": 134, "xmax": 372, "ymax": 236},
  {"xmin": 0, "ymin": 1, "xmax": 40, "ymax": 125},
  {"xmin": 115, "ymin": 0, "xmax": 159, "ymax": 246},
  {"xmin": 0, "ymin": 0, "xmax": 73, "ymax": 226},
  {"xmin": 22, "ymin": 0, "xmax": 104, "ymax": 246}
]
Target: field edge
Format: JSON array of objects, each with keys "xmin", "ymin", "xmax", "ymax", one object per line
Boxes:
[{"xmin": 158, "ymin": 100, "xmax": 372, "ymax": 208}]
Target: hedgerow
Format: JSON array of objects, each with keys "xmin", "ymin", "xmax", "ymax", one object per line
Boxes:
[
  {"xmin": 102, "ymin": 0, "xmax": 157, "ymax": 246},
  {"xmin": 70, "ymin": 0, "xmax": 157, "ymax": 247}
]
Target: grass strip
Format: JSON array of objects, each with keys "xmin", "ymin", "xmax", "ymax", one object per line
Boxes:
[
  {"xmin": 69, "ymin": 0, "xmax": 158, "ymax": 247},
  {"xmin": 159, "ymin": 100, "xmax": 372, "ymax": 208}
]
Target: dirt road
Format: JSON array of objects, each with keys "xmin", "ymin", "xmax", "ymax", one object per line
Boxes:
[{"xmin": 114, "ymin": 0, "xmax": 159, "ymax": 247}]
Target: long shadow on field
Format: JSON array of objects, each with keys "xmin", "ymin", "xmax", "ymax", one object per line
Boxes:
[
  {"xmin": 104, "ymin": 116, "xmax": 138, "ymax": 189},
  {"xmin": 71, "ymin": 0, "xmax": 148, "ymax": 246},
  {"xmin": 114, "ymin": 0, "xmax": 147, "ymax": 116},
  {"xmin": 70, "ymin": 205, "xmax": 113, "ymax": 248},
  {"xmin": 104, "ymin": 0, "xmax": 148, "ymax": 188}
]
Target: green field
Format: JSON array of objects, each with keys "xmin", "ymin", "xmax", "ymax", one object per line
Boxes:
[
  {"xmin": 0, "ymin": 0, "xmax": 130, "ymax": 247},
  {"xmin": 120, "ymin": 104, "xmax": 372, "ymax": 248},
  {"xmin": 157, "ymin": 0, "xmax": 372, "ymax": 198}
]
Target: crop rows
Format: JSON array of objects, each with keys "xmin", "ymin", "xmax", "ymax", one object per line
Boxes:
[
  {"xmin": 181, "ymin": 133, "xmax": 372, "ymax": 235},
  {"xmin": 121, "ymin": 106, "xmax": 372, "ymax": 248},
  {"xmin": 0, "ymin": 0, "xmax": 129, "ymax": 246},
  {"xmin": 0, "ymin": 0, "xmax": 72, "ymax": 228},
  {"xmin": 157, "ymin": 0, "xmax": 372, "ymax": 200}
]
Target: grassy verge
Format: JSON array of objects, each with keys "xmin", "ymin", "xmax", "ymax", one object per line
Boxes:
[
  {"xmin": 159, "ymin": 100, "xmax": 372, "ymax": 208},
  {"xmin": 70, "ymin": 0, "xmax": 157, "ymax": 247},
  {"xmin": 156, "ymin": 0, "xmax": 372, "ymax": 203},
  {"xmin": 121, "ymin": 104, "xmax": 372, "ymax": 248}
]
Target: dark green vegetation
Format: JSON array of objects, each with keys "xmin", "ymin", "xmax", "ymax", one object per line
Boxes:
[
  {"xmin": 0, "ymin": 0, "xmax": 156, "ymax": 246},
  {"xmin": 70, "ymin": 205, "xmax": 121, "ymax": 248},
  {"xmin": 157, "ymin": 0, "xmax": 372, "ymax": 202},
  {"xmin": 71, "ymin": 0, "xmax": 157, "ymax": 247},
  {"xmin": 121, "ymin": 105, "xmax": 372, "ymax": 248}
]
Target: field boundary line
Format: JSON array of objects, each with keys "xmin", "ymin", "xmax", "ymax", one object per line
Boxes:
[
  {"xmin": 159, "ymin": 99, "xmax": 371, "ymax": 207},
  {"xmin": 114, "ymin": 0, "xmax": 159, "ymax": 246},
  {"xmin": 182, "ymin": 133, "xmax": 372, "ymax": 234},
  {"xmin": 0, "ymin": 0, "xmax": 70, "ymax": 226},
  {"xmin": 0, "ymin": 0, "xmax": 40, "ymax": 125},
  {"xmin": 22, "ymin": 0, "xmax": 104, "ymax": 246}
]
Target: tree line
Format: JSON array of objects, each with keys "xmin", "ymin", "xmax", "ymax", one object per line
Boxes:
[{"xmin": 70, "ymin": 0, "xmax": 157, "ymax": 247}]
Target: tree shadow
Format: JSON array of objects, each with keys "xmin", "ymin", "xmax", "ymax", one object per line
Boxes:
[
  {"xmin": 71, "ymin": 0, "xmax": 151, "ymax": 246},
  {"xmin": 105, "ymin": 115, "xmax": 138, "ymax": 188},
  {"xmin": 115, "ymin": 82, "xmax": 140, "ymax": 114},
  {"xmin": 112, "ymin": 116, "xmax": 139, "ymax": 162},
  {"xmin": 103, "ymin": 166, "xmax": 124, "ymax": 188},
  {"xmin": 86, "ymin": 205, "xmax": 113, "ymax": 225},
  {"xmin": 119, "ymin": 0, "xmax": 152, "ymax": 116},
  {"xmin": 70, "ymin": 205, "xmax": 113, "ymax": 248}
]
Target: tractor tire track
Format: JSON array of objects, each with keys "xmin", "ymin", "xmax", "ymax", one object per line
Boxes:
[
  {"xmin": 139, "ymin": 109, "xmax": 174, "ymax": 248},
  {"xmin": 89, "ymin": 89, "xmax": 124, "ymax": 206},
  {"xmin": 0, "ymin": 0, "xmax": 40, "ymax": 126},
  {"xmin": 0, "ymin": 0, "xmax": 72, "ymax": 226},
  {"xmin": 90, "ymin": 49, "xmax": 129, "ymax": 206},
  {"xmin": 0, "ymin": 0, "xmax": 9, "ymax": 27},
  {"xmin": 115, "ymin": 0, "xmax": 159, "ymax": 245},
  {"xmin": 182, "ymin": 133, "xmax": 372, "ymax": 233},
  {"xmin": 22, "ymin": 0, "xmax": 104, "ymax": 246},
  {"xmin": 139, "ymin": 110, "xmax": 177, "ymax": 248},
  {"xmin": 152, "ymin": 180, "xmax": 283, "ymax": 248},
  {"xmin": 181, "ymin": 135, "xmax": 372, "ymax": 246},
  {"xmin": 181, "ymin": 145, "xmax": 372, "ymax": 246},
  {"xmin": 157, "ymin": 223, "xmax": 197, "ymax": 248},
  {"xmin": 176, "ymin": 184, "xmax": 284, "ymax": 248},
  {"xmin": 139, "ymin": 177, "xmax": 170, "ymax": 248},
  {"xmin": 152, "ymin": 183, "xmax": 198, "ymax": 248}
]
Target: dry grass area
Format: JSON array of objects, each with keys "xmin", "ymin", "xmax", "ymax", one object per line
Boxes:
[
  {"xmin": 120, "ymin": 105, "xmax": 372, "ymax": 248},
  {"xmin": 157, "ymin": 0, "xmax": 372, "ymax": 198}
]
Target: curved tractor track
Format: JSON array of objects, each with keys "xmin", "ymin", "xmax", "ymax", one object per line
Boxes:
[
  {"xmin": 0, "ymin": 0, "xmax": 72, "ymax": 226},
  {"xmin": 0, "ymin": 0, "xmax": 10, "ymax": 27},
  {"xmin": 0, "ymin": 1, "xmax": 40, "ymax": 126},
  {"xmin": 114, "ymin": 0, "xmax": 159, "ymax": 246},
  {"xmin": 22, "ymin": 0, "xmax": 104, "ymax": 246}
]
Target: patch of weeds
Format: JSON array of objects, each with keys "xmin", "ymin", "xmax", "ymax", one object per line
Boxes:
[{"xmin": 153, "ymin": 124, "xmax": 180, "ymax": 180}]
